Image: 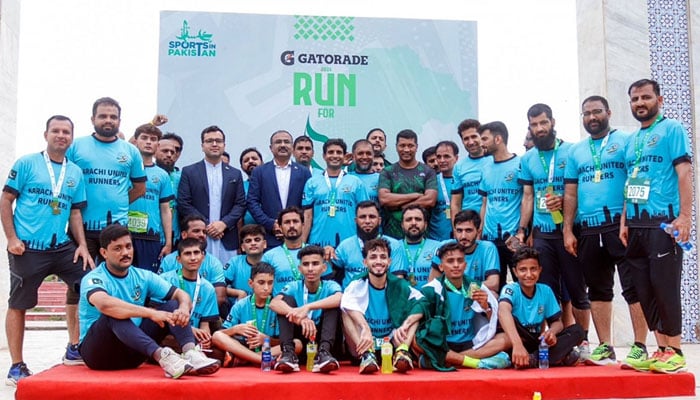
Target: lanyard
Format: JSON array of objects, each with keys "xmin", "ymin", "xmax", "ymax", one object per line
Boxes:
[
  {"xmin": 632, "ymin": 114, "xmax": 663, "ymax": 177},
  {"xmin": 250, "ymin": 295, "xmax": 271, "ymax": 331},
  {"xmin": 438, "ymin": 174, "xmax": 451, "ymax": 207},
  {"xmin": 587, "ymin": 130, "xmax": 612, "ymax": 175},
  {"xmin": 177, "ymin": 269, "xmax": 201, "ymax": 318},
  {"xmin": 323, "ymin": 170, "xmax": 345, "ymax": 208},
  {"xmin": 444, "ymin": 278, "xmax": 468, "ymax": 298},
  {"xmin": 43, "ymin": 151, "xmax": 67, "ymax": 203},
  {"xmin": 303, "ymin": 281, "xmax": 323, "ymax": 319},
  {"xmin": 356, "ymin": 234, "xmax": 382, "ymax": 252},
  {"xmin": 537, "ymin": 139, "xmax": 560, "ymax": 186},
  {"xmin": 282, "ymin": 243, "xmax": 305, "ymax": 280},
  {"xmin": 402, "ymin": 239, "xmax": 426, "ymax": 276}
]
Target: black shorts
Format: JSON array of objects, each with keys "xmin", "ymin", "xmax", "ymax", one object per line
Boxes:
[
  {"xmin": 8, "ymin": 242, "xmax": 88, "ymax": 309},
  {"xmin": 533, "ymin": 237, "xmax": 590, "ymax": 310},
  {"xmin": 578, "ymin": 230, "xmax": 638, "ymax": 304}
]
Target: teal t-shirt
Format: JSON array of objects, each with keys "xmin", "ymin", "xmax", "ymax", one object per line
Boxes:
[
  {"xmin": 499, "ymin": 282, "xmax": 561, "ymax": 336},
  {"xmin": 478, "ymin": 155, "xmax": 522, "ymax": 241},
  {"xmin": 452, "ymin": 155, "xmax": 491, "ymax": 212},
  {"xmin": 128, "ymin": 165, "xmax": 174, "ymax": 242},
  {"xmin": 160, "ymin": 270, "xmax": 219, "ymax": 328},
  {"xmin": 222, "ymin": 255, "xmax": 255, "ymax": 304},
  {"xmin": 159, "ymin": 252, "xmax": 225, "ymax": 286},
  {"xmin": 222, "ymin": 294, "xmax": 279, "ymax": 338},
  {"xmin": 394, "ymin": 238, "xmax": 442, "ymax": 289},
  {"xmin": 350, "ymin": 171, "xmax": 379, "ymax": 204},
  {"xmin": 429, "ymin": 173, "xmax": 455, "ymax": 241},
  {"xmin": 333, "ymin": 235, "xmax": 405, "ymax": 289},
  {"xmin": 279, "ymin": 280, "xmax": 342, "ymax": 324}
]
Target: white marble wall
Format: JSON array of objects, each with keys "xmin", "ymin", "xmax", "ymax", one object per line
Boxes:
[{"xmin": 690, "ymin": 0, "xmax": 700, "ymax": 339}]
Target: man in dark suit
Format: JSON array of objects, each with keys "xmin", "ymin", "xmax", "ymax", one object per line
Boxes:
[
  {"xmin": 247, "ymin": 130, "xmax": 312, "ymax": 248},
  {"xmin": 178, "ymin": 125, "xmax": 246, "ymax": 264}
]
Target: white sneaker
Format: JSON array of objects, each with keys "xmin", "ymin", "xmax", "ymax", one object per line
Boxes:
[
  {"xmin": 158, "ymin": 347, "xmax": 193, "ymax": 379},
  {"xmin": 182, "ymin": 345, "xmax": 221, "ymax": 375},
  {"xmin": 578, "ymin": 340, "xmax": 591, "ymax": 362}
]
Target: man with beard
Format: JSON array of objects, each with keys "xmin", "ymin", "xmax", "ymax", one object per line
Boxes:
[
  {"xmin": 293, "ymin": 136, "xmax": 320, "ymax": 176},
  {"xmin": 618, "ymin": 79, "xmax": 692, "ymax": 374},
  {"xmin": 429, "ymin": 141, "xmax": 459, "ymax": 240},
  {"xmin": 451, "ymin": 119, "xmax": 491, "ymax": 221},
  {"xmin": 395, "ymin": 205, "xmax": 441, "ymax": 289},
  {"xmin": 331, "ymin": 201, "xmax": 405, "ymax": 289},
  {"xmin": 366, "ymin": 128, "xmax": 392, "ymax": 167},
  {"xmin": 248, "ymin": 131, "xmax": 312, "ymax": 248},
  {"xmin": 477, "ymin": 121, "xmax": 522, "ymax": 291},
  {"xmin": 155, "ymin": 133, "xmax": 184, "ymax": 245},
  {"xmin": 378, "ymin": 129, "xmax": 438, "ymax": 238},
  {"xmin": 430, "ymin": 210, "xmax": 500, "ymax": 295},
  {"xmin": 66, "ymin": 97, "xmax": 146, "ymax": 259},
  {"xmin": 563, "ymin": 96, "xmax": 648, "ymax": 367},
  {"xmin": 238, "ymin": 147, "xmax": 264, "ymax": 226},
  {"xmin": 301, "ymin": 139, "xmax": 368, "ymax": 248},
  {"xmin": 515, "ymin": 103, "xmax": 591, "ymax": 357},
  {"xmin": 128, "ymin": 124, "xmax": 174, "ymax": 272},
  {"xmin": 349, "ymin": 139, "xmax": 380, "ymax": 203}
]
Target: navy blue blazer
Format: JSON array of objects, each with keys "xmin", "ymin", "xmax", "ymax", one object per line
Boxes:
[
  {"xmin": 177, "ymin": 160, "xmax": 246, "ymax": 250},
  {"xmin": 246, "ymin": 160, "xmax": 311, "ymax": 247}
]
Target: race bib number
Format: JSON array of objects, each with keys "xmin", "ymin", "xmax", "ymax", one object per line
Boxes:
[
  {"xmin": 625, "ymin": 178, "xmax": 650, "ymax": 204},
  {"xmin": 127, "ymin": 211, "xmax": 148, "ymax": 233},
  {"xmin": 535, "ymin": 191, "xmax": 548, "ymax": 213}
]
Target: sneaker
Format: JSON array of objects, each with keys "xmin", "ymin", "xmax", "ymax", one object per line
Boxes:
[
  {"xmin": 182, "ymin": 346, "xmax": 221, "ymax": 375},
  {"xmin": 62, "ymin": 343, "xmax": 85, "ymax": 366},
  {"xmin": 650, "ymin": 349, "xmax": 686, "ymax": 374},
  {"xmin": 621, "ymin": 344, "xmax": 651, "ymax": 371},
  {"xmin": 312, "ymin": 349, "xmax": 339, "ymax": 373},
  {"xmin": 359, "ymin": 351, "xmax": 379, "ymax": 374},
  {"xmin": 6, "ymin": 362, "xmax": 32, "ymax": 387},
  {"xmin": 562, "ymin": 349, "xmax": 581, "ymax": 366},
  {"xmin": 392, "ymin": 349, "xmax": 414, "ymax": 372},
  {"xmin": 515, "ymin": 353, "xmax": 539, "ymax": 369},
  {"xmin": 158, "ymin": 347, "xmax": 193, "ymax": 379},
  {"xmin": 274, "ymin": 349, "xmax": 299, "ymax": 373},
  {"xmin": 478, "ymin": 351, "xmax": 512, "ymax": 369},
  {"xmin": 586, "ymin": 343, "xmax": 617, "ymax": 366},
  {"xmin": 577, "ymin": 340, "xmax": 591, "ymax": 362}
]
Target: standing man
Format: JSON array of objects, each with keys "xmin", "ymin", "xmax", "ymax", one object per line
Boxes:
[
  {"xmin": 619, "ymin": 79, "xmax": 692, "ymax": 373},
  {"xmin": 477, "ymin": 121, "xmax": 522, "ymax": 290},
  {"xmin": 66, "ymin": 97, "xmax": 146, "ymax": 258},
  {"xmin": 293, "ymin": 136, "xmax": 319, "ymax": 175},
  {"xmin": 247, "ymin": 130, "xmax": 312, "ymax": 248},
  {"xmin": 238, "ymin": 147, "xmax": 264, "ymax": 227},
  {"xmin": 2, "ymin": 115, "xmax": 94, "ymax": 384},
  {"xmin": 178, "ymin": 125, "xmax": 246, "ymax": 265},
  {"xmin": 349, "ymin": 139, "xmax": 380, "ymax": 204},
  {"xmin": 516, "ymin": 104, "xmax": 591, "ymax": 350},
  {"xmin": 155, "ymin": 132, "xmax": 184, "ymax": 244},
  {"xmin": 421, "ymin": 146, "xmax": 439, "ymax": 172},
  {"xmin": 563, "ymin": 95, "xmax": 648, "ymax": 366},
  {"xmin": 429, "ymin": 140, "xmax": 459, "ymax": 240},
  {"xmin": 451, "ymin": 119, "xmax": 490, "ymax": 221},
  {"xmin": 302, "ymin": 138, "xmax": 369, "ymax": 248},
  {"xmin": 378, "ymin": 129, "xmax": 438, "ymax": 238},
  {"xmin": 367, "ymin": 128, "xmax": 391, "ymax": 166},
  {"xmin": 129, "ymin": 124, "xmax": 174, "ymax": 272}
]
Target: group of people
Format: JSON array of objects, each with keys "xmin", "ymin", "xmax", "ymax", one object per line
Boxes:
[{"xmin": 2, "ymin": 77, "xmax": 692, "ymax": 385}]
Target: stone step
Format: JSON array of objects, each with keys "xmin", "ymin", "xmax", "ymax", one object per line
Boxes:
[
  {"xmin": 26, "ymin": 312, "xmax": 66, "ymax": 322},
  {"xmin": 25, "ymin": 320, "xmax": 67, "ymax": 331}
]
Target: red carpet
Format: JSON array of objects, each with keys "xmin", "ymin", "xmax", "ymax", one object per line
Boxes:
[{"xmin": 16, "ymin": 363, "xmax": 695, "ymax": 400}]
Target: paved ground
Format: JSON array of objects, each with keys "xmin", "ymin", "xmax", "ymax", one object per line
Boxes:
[{"xmin": 0, "ymin": 330, "xmax": 697, "ymax": 400}]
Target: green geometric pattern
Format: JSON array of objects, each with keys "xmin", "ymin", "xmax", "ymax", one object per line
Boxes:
[{"xmin": 294, "ymin": 16, "xmax": 354, "ymax": 41}]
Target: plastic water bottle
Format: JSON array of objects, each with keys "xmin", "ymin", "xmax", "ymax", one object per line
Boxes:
[
  {"xmin": 660, "ymin": 222, "xmax": 695, "ymax": 252},
  {"xmin": 306, "ymin": 336, "xmax": 317, "ymax": 371},
  {"xmin": 261, "ymin": 337, "xmax": 272, "ymax": 372},
  {"xmin": 380, "ymin": 337, "xmax": 393, "ymax": 374},
  {"xmin": 532, "ymin": 392, "xmax": 542, "ymax": 400},
  {"xmin": 538, "ymin": 336, "xmax": 549, "ymax": 369}
]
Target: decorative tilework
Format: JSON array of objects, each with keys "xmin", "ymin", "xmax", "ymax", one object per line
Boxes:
[{"xmin": 647, "ymin": 0, "xmax": 698, "ymax": 343}]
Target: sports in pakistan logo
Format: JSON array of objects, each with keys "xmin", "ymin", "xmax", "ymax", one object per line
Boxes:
[{"xmin": 168, "ymin": 20, "xmax": 216, "ymax": 57}]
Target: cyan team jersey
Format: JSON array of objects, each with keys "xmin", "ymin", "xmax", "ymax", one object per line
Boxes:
[
  {"xmin": 365, "ymin": 284, "xmax": 393, "ymax": 340},
  {"xmin": 167, "ymin": 169, "xmax": 182, "ymax": 240},
  {"xmin": 452, "ymin": 155, "xmax": 491, "ymax": 212},
  {"xmin": 79, "ymin": 263, "xmax": 174, "ymax": 341},
  {"xmin": 432, "ymin": 239, "xmax": 499, "ymax": 282},
  {"xmin": 66, "ymin": 135, "xmax": 146, "ymax": 233},
  {"xmin": 519, "ymin": 141, "xmax": 571, "ymax": 236},
  {"xmin": 222, "ymin": 294, "xmax": 279, "ymax": 337},
  {"xmin": 160, "ymin": 270, "xmax": 218, "ymax": 328},
  {"xmin": 279, "ymin": 280, "xmax": 342, "ymax": 324},
  {"xmin": 262, "ymin": 245, "xmax": 332, "ymax": 294},
  {"xmin": 3, "ymin": 153, "xmax": 86, "ymax": 250},
  {"xmin": 349, "ymin": 171, "xmax": 379, "ymax": 204},
  {"xmin": 242, "ymin": 180, "xmax": 256, "ymax": 226},
  {"xmin": 159, "ymin": 252, "xmax": 225, "ymax": 286},
  {"xmin": 446, "ymin": 289, "xmax": 477, "ymax": 344},
  {"xmin": 623, "ymin": 117, "xmax": 691, "ymax": 227},
  {"xmin": 128, "ymin": 165, "xmax": 174, "ymax": 242},
  {"xmin": 223, "ymin": 255, "xmax": 255, "ymax": 304},
  {"xmin": 564, "ymin": 130, "xmax": 630, "ymax": 232},
  {"xmin": 302, "ymin": 173, "xmax": 369, "ymax": 247},
  {"xmin": 429, "ymin": 173, "xmax": 454, "ymax": 241},
  {"xmin": 499, "ymin": 282, "xmax": 561, "ymax": 336},
  {"xmin": 395, "ymin": 239, "xmax": 441, "ymax": 289},
  {"xmin": 333, "ymin": 235, "xmax": 405, "ymax": 289},
  {"xmin": 478, "ymin": 155, "xmax": 522, "ymax": 241}
]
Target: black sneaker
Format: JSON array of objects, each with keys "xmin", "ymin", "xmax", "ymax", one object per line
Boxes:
[
  {"xmin": 561, "ymin": 349, "xmax": 581, "ymax": 367},
  {"xmin": 274, "ymin": 349, "xmax": 299, "ymax": 372},
  {"xmin": 392, "ymin": 349, "xmax": 414, "ymax": 372},
  {"xmin": 312, "ymin": 349, "xmax": 340, "ymax": 373},
  {"xmin": 359, "ymin": 351, "xmax": 379, "ymax": 374}
]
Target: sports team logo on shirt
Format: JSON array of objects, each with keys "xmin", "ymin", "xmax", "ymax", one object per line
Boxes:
[
  {"xmin": 606, "ymin": 143, "xmax": 620, "ymax": 153},
  {"xmin": 537, "ymin": 305, "xmax": 544, "ymax": 315},
  {"xmin": 504, "ymin": 172, "xmax": 515, "ymax": 182},
  {"xmin": 116, "ymin": 153, "xmax": 129, "ymax": 163},
  {"xmin": 342, "ymin": 186, "xmax": 351, "ymax": 193},
  {"xmin": 647, "ymin": 135, "xmax": 660, "ymax": 148},
  {"xmin": 151, "ymin": 175, "xmax": 160, "ymax": 184},
  {"xmin": 132, "ymin": 285, "xmax": 142, "ymax": 302},
  {"xmin": 8, "ymin": 170, "xmax": 17, "ymax": 180},
  {"xmin": 91, "ymin": 278, "xmax": 103, "ymax": 285},
  {"xmin": 557, "ymin": 160, "xmax": 566, "ymax": 169},
  {"xmin": 66, "ymin": 178, "xmax": 77, "ymax": 188},
  {"xmin": 504, "ymin": 287, "xmax": 514, "ymax": 296}
]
